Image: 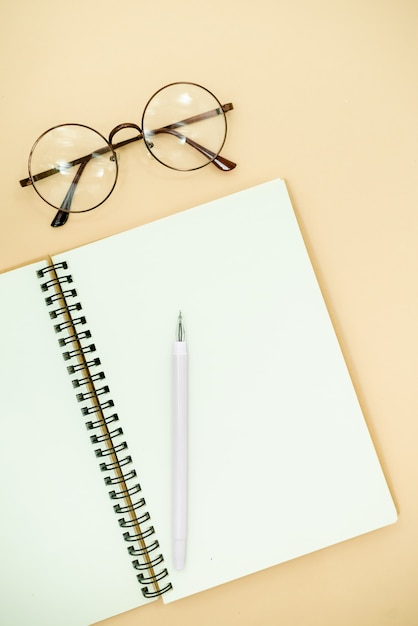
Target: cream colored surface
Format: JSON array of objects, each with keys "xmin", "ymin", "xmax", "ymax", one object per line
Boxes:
[{"xmin": 0, "ymin": 1, "xmax": 417, "ymax": 625}]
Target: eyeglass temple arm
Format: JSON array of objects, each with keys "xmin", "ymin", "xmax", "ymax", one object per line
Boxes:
[
  {"xmin": 149, "ymin": 127, "xmax": 236, "ymax": 171},
  {"xmin": 50, "ymin": 157, "xmax": 90, "ymax": 227},
  {"xmin": 19, "ymin": 103, "xmax": 236, "ymax": 187},
  {"xmin": 159, "ymin": 103, "xmax": 233, "ymax": 131},
  {"xmin": 19, "ymin": 147, "xmax": 110, "ymax": 188},
  {"xmin": 145, "ymin": 103, "xmax": 236, "ymax": 171}
]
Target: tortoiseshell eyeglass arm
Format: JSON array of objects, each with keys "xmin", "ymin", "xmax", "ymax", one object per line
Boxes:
[
  {"xmin": 148, "ymin": 127, "xmax": 236, "ymax": 171},
  {"xmin": 144, "ymin": 103, "xmax": 236, "ymax": 171},
  {"xmin": 50, "ymin": 157, "xmax": 91, "ymax": 227},
  {"xmin": 160, "ymin": 103, "xmax": 233, "ymax": 131},
  {"xmin": 19, "ymin": 144, "xmax": 113, "ymax": 188}
]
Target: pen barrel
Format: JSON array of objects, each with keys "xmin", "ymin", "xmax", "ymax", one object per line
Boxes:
[{"xmin": 173, "ymin": 341, "xmax": 188, "ymax": 569}]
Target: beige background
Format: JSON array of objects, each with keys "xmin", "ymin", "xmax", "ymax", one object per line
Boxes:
[{"xmin": 1, "ymin": 1, "xmax": 417, "ymax": 624}]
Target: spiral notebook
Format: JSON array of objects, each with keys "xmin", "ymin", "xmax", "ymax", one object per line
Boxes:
[{"xmin": 0, "ymin": 179, "xmax": 396, "ymax": 626}]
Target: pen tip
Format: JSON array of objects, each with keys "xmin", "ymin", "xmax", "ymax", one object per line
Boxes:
[{"xmin": 176, "ymin": 311, "xmax": 185, "ymax": 341}]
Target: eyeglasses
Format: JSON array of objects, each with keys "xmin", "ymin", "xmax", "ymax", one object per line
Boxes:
[{"xmin": 19, "ymin": 82, "xmax": 236, "ymax": 228}]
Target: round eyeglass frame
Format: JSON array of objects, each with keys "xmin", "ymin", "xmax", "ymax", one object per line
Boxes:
[
  {"xmin": 140, "ymin": 81, "xmax": 229, "ymax": 171},
  {"xmin": 20, "ymin": 81, "xmax": 236, "ymax": 227}
]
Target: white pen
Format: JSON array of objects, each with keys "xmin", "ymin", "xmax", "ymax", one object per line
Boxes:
[{"xmin": 172, "ymin": 311, "xmax": 188, "ymax": 570}]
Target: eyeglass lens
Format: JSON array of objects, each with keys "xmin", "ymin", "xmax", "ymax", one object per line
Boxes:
[
  {"xmin": 142, "ymin": 82, "xmax": 227, "ymax": 171},
  {"xmin": 28, "ymin": 124, "xmax": 118, "ymax": 213}
]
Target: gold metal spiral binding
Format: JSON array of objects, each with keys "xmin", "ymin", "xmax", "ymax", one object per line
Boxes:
[{"xmin": 37, "ymin": 258, "xmax": 172, "ymax": 599}]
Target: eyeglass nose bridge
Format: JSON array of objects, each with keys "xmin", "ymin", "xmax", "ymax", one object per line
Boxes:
[{"xmin": 109, "ymin": 122, "xmax": 144, "ymax": 149}]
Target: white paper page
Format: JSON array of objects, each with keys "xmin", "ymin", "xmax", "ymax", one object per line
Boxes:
[
  {"xmin": 52, "ymin": 179, "xmax": 397, "ymax": 603},
  {"xmin": 0, "ymin": 263, "xmax": 155, "ymax": 626}
]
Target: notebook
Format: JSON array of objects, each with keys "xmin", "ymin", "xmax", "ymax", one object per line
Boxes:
[{"xmin": 0, "ymin": 179, "xmax": 397, "ymax": 626}]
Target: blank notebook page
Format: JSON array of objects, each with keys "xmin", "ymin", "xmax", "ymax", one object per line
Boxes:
[
  {"xmin": 50, "ymin": 179, "xmax": 397, "ymax": 601},
  {"xmin": 0, "ymin": 264, "xmax": 152, "ymax": 626}
]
